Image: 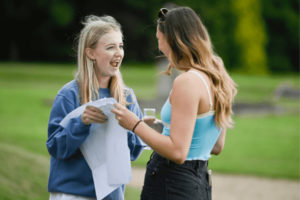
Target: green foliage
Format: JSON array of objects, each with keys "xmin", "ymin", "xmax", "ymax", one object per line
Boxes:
[
  {"xmin": 231, "ymin": 0, "xmax": 268, "ymax": 74},
  {"xmin": 50, "ymin": 1, "xmax": 74, "ymax": 26},
  {"xmin": 262, "ymin": 0, "xmax": 299, "ymax": 72},
  {"xmin": 179, "ymin": 0, "xmax": 240, "ymax": 71},
  {"xmin": 1, "ymin": 0, "xmax": 298, "ymax": 73}
]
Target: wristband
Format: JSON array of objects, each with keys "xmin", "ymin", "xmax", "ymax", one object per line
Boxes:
[{"xmin": 132, "ymin": 120, "xmax": 142, "ymax": 133}]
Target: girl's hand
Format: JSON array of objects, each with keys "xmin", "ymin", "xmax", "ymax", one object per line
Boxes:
[
  {"xmin": 81, "ymin": 106, "xmax": 107, "ymax": 125},
  {"xmin": 111, "ymin": 103, "xmax": 139, "ymax": 131}
]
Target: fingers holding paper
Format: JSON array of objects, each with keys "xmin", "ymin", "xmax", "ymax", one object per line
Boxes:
[
  {"xmin": 111, "ymin": 103, "xmax": 139, "ymax": 131},
  {"xmin": 81, "ymin": 105, "xmax": 108, "ymax": 125}
]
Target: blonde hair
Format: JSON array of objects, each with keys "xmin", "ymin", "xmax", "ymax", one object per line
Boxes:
[
  {"xmin": 75, "ymin": 15, "xmax": 127, "ymax": 105},
  {"xmin": 158, "ymin": 7, "xmax": 237, "ymax": 129}
]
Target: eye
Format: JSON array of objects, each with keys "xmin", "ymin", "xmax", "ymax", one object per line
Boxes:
[
  {"xmin": 119, "ymin": 44, "xmax": 124, "ymax": 49},
  {"xmin": 107, "ymin": 46, "xmax": 114, "ymax": 50}
]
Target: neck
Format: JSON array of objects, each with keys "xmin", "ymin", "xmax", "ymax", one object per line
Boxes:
[{"xmin": 98, "ymin": 76, "xmax": 111, "ymax": 88}]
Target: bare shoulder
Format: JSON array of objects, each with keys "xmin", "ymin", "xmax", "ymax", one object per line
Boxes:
[
  {"xmin": 171, "ymin": 72, "xmax": 201, "ymax": 100},
  {"xmin": 173, "ymin": 72, "xmax": 198, "ymax": 88},
  {"xmin": 174, "ymin": 71, "xmax": 204, "ymax": 90}
]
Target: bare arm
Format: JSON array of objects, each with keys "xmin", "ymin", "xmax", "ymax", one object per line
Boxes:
[
  {"xmin": 211, "ymin": 128, "xmax": 226, "ymax": 155},
  {"xmin": 112, "ymin": 74, "xmax": 199, "ymax": 164}
]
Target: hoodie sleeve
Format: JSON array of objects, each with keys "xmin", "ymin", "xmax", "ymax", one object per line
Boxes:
[
  {"xmin": 126, "ymin": 88, "xmax": 145, "ymax": 161},
  {"xmin": 46, "ymin": 93, "xmax": 91, "ymax": 159}
]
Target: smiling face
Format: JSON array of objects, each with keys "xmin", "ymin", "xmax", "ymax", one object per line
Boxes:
[
  {"xmin": 86, "ymin": 29, "xmax": 124, "ymax": 84},
  {"xmin": 156, "ymin": 26, "xmax": 170, "ymax": 57}
]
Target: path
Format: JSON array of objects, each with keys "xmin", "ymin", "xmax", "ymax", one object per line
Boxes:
[{"xmin": 129, "ymin": 167, "xmax": 300, "ymax": 200}]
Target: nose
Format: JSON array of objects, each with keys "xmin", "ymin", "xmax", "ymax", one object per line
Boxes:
[{"xmin": 115, "ymin": 47, "xmax": 124, "ymax": 58}]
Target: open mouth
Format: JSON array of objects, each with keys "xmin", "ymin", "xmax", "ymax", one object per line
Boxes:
[{"xmin": 110, "ymin": 61, "xmax": 119, "ymax": 68}]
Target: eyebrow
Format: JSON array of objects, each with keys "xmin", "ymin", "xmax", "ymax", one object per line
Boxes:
[{"xmin": 105, "ymin": 42, "xmax": 123, "ymax": 47}]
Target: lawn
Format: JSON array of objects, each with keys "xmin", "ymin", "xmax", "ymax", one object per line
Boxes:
[{"xmin": 0, "ymin": 62, "xmax": 299, "ymax": 199}]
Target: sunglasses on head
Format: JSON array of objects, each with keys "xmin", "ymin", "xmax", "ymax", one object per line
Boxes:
[{"xmin": 158, "ymin": 8, "xmax": 168, "ymax": 20}]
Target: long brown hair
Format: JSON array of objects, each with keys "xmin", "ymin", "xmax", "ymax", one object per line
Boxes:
[
  {"xmin": 75, "ymin": 15, "xmax": 126, "ymax": 105},
  {"xmin": 158, "ymin": 7, "xmax": 237, "ymax": 129}
]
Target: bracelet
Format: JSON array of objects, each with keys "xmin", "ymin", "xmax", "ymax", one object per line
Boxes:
[{"xmin": 132, "ymin": 120, "xmax": 143, "ymax": 133}]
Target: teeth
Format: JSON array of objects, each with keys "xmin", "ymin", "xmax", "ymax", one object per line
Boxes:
[{"xmin": 111, "ymin": 61, "xmax": 119, "ymax": 67}]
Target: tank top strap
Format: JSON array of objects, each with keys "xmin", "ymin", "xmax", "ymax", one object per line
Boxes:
[{"xmin": 189, "ymin": 70, "xmax": 213, "ymax": 111}]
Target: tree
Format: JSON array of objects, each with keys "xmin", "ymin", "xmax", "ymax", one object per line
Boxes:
[
  {"xmin": 231, "ymin": 0, "xmax": 268, "ymax": 74},
  {"xmin": 262, "ymin": 0, "xmax": 299, "ymax": 72}
]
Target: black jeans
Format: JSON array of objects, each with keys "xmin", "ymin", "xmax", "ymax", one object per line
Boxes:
[{"xmin": 140, "ymin": 152, "xmax": 211, "ymax": 200}]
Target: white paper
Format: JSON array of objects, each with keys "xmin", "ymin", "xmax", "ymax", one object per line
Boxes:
[{"xmin": 60, "ymin": 98, "xmax": 131, "ymax": 200}]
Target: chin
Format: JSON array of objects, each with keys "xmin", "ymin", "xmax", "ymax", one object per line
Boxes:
[
  {"xmin": 110, "ymin": 69, "xmax": 119, "ymax": 76},
  {"xmin": 112, "ymin": 67, "xmax": 119, "ymax": 72}
]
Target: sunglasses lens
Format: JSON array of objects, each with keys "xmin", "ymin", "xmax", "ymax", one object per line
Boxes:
[
  {"xmin": 158, "ymin": 11, "xmax": 163, "ymax": 18},
  {"xmin": 158, "ymin": 8, "xmax": 168, "ymax": 19},
  {"xmin": 162, "ymin": 8, "xmax": 168, "ymax": 15}
]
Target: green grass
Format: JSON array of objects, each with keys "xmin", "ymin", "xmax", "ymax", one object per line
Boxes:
[
  {"xmin": 209, "ymin": 114, "xmax": 300, "ymax": 179},
  {"xmin": 0, "ymin": 142, "xmax": 140, "ymax": 200},
  {"xmin": 0, "ymin": 62, "xmax": 299, "ymax": 199},
  {"xmin": 0, "ymin": 62, "xmax": 157, "ymax": 156},
  {"xmin": 231, "ymin": 73, "xmax": 299, "ymax": 103},
  {"xmin": 120, "ymin": 63, "xmax": 158, "ymax": 99},
  {"xmin": 0, "ymin": 62, "xmax": 156, "ymax": 200},
  {"xmin": 125, "ymin": 186, "xmax": 141, "ymax": 200},
  {"xmin": 0, "ymin": 143, "xmax": 49, "ymax": 200}
]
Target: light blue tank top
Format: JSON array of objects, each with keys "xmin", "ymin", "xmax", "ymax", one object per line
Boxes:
[{"xmin": 160, "ymin": 70, "xmax": 222, "ymax": 161}]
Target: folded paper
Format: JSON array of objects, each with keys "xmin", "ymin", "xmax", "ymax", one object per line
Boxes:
[{"xmin": 60, "ymin": 98, "xmax": 131, "ymax": 200}]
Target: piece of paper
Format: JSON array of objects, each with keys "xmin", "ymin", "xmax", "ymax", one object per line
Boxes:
[{"xmin": 60, "ymin": 98, "xmax": 131, "ymax": 200}]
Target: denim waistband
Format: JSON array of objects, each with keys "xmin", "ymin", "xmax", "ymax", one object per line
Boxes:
[{"xmin": 151, "ymin": 152, "xmax": 208, "ymax": 170}]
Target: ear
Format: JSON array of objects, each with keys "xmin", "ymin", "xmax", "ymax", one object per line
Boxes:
[{"xmin": 85, "ymin": 48, "xmax": 95, "ymax": 60}]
